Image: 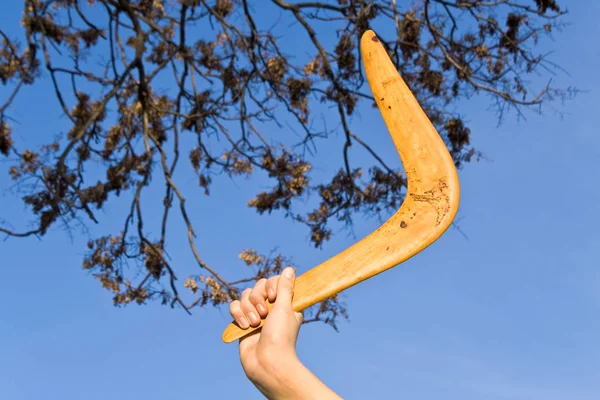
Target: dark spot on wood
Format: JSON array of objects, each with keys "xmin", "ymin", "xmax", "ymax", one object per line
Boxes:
[
  {"xmin": 386, "ymin": 246, "xmax": 390, "ymax": 251},
  {"xmin": 388, "ymin": 106, "xmax": 391, "ymax": 109},
  {"xmin": 400, "ymin": 221, "xmax": 407, "ymax": 228},
  {"xmin": 371, "ymin": 35, "xmax": 379, "ymax": 42},
  {"xmin": 380, "ymin": 97, "xmax": 384, "ymax": 101},
  {"xmin": 413, "ymin": 212, "xmax": 416, "ymax": 216}
]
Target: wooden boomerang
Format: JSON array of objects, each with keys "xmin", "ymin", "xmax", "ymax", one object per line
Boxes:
[{"xmin": 222, "ymin": 29, "xmax": 460, "ymax": 343}]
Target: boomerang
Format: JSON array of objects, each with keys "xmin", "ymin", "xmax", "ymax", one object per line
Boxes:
[{"xmin": 222, "ymin": 29, "xmax": 460, "ymax": 343}]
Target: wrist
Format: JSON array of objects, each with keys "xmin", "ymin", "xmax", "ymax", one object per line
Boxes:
[
  {"xmin": 268, "ymin": 354, "xmax": 303, "ymax": 389},
  {"xmin": 271, "ymin": 359, "xmax": 342, "ymax": 400},
  {"xmin": 247, "ymin": 352, "xmax": 301, "ymax": 398},
  {"xmin": 267, "ymin": 359, "xmax": 309, "ymax": 400}
]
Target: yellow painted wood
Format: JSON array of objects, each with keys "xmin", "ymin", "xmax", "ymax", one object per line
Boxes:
[{"xmin": 222, "ymin": 30, "xmax": 460, "ymax": 343}]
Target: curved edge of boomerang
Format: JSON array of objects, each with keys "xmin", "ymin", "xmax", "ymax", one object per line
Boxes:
[{"xmin": 221, "ymin": 29, "xmax": 460, "ymax": 343}]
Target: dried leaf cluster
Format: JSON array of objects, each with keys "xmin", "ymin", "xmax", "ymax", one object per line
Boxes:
[{"xmin": 1, "ymin": 0, "xmax": 571, "ymax": 330}]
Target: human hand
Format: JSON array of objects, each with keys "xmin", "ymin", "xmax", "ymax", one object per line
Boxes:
[
  {"xmin": 229, "ymin": 267, "xmax": 342, "ymax": 399},
  {"xmin": 229, "ymin": 267, "xmax": 304, "ymax": 397}
]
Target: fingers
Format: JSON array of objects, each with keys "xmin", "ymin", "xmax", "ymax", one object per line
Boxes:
[
  {"xmin": 230, "ymin": 290, "xmax": 250, "ymax": 329},
  {"xmin": 265, "ymin": 275, "xmax": 279, "ymax": 303},
  {"xmin": 249, "ymin": 278, "xmax": 268, "ymax": 318},
  {"xmin": 229, "ymin": 278, "xmax": 273, "ymax": 329},
  {"xmin": 273, "ymin": 267, "xmax": 295, "ymax": 310},
  {"xmin": 240, "ymin": 287, "xmax": 262, "ymax": 327},
  {"xmin": 229, "ymin": 270, "xmax": 296, "ymax": 329}
]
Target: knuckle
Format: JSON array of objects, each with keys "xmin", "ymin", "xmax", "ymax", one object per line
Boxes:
[
  {"xmin": 266, "ymin": 276, "xmax": 277, "ymax": 289},
  {"xmin": 229, "ymin": 300, "xmax": 241, "ymax": 315},
  {"xmin": 240, "ymin": 297, "xmax": 256, "ymax": 311},
  {"xmin": 231, "ymin": 308, "xmax": 244, "ymax": 319},
  {"xmin": 249, "ymin": 289, "xmax": 265, "ymax": 302},
  {"xmin": 256, "ymin": 278, "xmax": 267, "ymax": 286}
]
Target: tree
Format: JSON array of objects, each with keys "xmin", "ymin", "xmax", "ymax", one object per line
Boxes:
[{"xmin": 0, "ymin": 0, "xmax": 572, "ymax": 330}]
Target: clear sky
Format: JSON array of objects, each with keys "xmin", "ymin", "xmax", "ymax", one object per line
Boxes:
[{"xmin": 1, "ymin": 2, "xmax": 599, "ymax": 400}]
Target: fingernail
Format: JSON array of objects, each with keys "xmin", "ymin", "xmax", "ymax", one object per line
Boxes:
[
  {"xmin": 257, "ymin": 303, "xmax": 267, "ymax": 315},
  {"xmin": 248, "ymin": 312, "xmax": 259, "ymax": 325},
  {"xmin": 239, "ymin": 317, "xmax": 249, "ymax": 329},
  {"xmin": 284, "ymin": 267, "xmax": 295, "ymax": 279}
]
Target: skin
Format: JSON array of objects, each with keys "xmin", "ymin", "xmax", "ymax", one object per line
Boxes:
[{"xmin": 229, "ymin": 267, "xmax": 343, "ymax": 399}]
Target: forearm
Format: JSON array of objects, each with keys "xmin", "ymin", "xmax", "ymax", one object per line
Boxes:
[
  {"xmin": 282, "ymin": 361, "xmax": 342, "ymax": 400},
  {"xmin": 257, "ymin": 359, "xmax": 342, "ymax": 400}
]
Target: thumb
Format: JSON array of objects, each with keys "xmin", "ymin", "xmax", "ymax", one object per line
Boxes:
[{"xmin": 274, "ymin": 267, "xmax": 296, "ymax": 310}]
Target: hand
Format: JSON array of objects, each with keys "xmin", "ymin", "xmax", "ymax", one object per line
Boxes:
[
  {"xmin": 229, "ymin": 267, "xmax": 303, "ymax": 397},
  {"xmin": 229, "ymin": 267, "xmax": 342, "ymax": 399}
]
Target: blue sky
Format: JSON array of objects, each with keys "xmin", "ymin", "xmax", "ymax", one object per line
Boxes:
[{"xmin": 1, "ymin": 2, "xmax": 599, "ymax": 399}]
